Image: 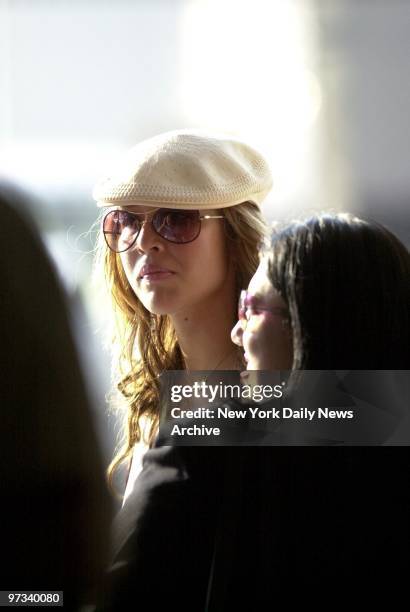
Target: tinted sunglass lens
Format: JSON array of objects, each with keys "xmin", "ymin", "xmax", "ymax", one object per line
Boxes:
[
  {"xmin": 152, "ymin": 209, "xmax": 201, "ymax": 243},
  {"xmin": 238, "ymin": 290, "xmax": 247, "ymax": 320},
  {"xmin": 103, "ymin": 210, "xmax": 141, "ymax": 252}
]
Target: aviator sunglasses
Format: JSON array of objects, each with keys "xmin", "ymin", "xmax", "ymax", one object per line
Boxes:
[
  {"xmin": 103, "ymin": 208, "xmax": 224, "ymax": 253},
  {"xmin": 238, "ymin": 290, "xmax": 290, "ymax": 329}
]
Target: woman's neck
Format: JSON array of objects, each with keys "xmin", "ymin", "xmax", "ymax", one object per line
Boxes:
[{"xmin": 171, "ymin": 290, "xmax": 243, "ymax": 371}]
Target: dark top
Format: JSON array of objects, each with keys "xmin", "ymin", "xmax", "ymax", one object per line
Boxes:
[{"xmin": 98, "ymin": 435, "xmax": 410, "ymax": 610}]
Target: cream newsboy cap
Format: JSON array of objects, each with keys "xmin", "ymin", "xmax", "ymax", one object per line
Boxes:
[{"xmin": 93, "ymin": 129, "xmax": 272, "ymax": 210}]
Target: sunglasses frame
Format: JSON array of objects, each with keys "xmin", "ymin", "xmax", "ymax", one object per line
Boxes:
[
  {"xmin": 102, "ymin": 207, "xmax": 224, "ymax": 253},
  {"xmin": 238, "ymin": 289, "xmax": 290, "ymax": 328}
]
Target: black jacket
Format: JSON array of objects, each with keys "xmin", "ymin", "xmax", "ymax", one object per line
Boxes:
[{"xmin": 98, "ymin": 434, "xmax": 410, "ymax": 610}]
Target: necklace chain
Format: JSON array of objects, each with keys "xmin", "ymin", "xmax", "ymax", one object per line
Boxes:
[{"xmin": 185, "ymin": 346, "xmax": 243, "ymax": 373}]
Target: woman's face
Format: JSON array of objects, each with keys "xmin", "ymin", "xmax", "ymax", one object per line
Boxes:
[
  {"xmin": 231, "ymin": 260, "xmax": 293, "ymax": 370},
  {"xmin": 117, "ymin": 206, "xmax": 233, "ymax": 316}
]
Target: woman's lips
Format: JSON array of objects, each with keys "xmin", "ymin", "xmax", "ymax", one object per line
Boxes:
[
  {"xmin": 139, "ymin": 271, "xmax": 175, "ymax": 282},
  {"xmin": 138, "ymin": 263, "xmax": 175, "ymax": 282}
]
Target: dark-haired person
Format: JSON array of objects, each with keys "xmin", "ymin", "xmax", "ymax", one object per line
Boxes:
[
  {"xmin": 0, "ymin": 184, "xmax": 111, "ymax": 611},
  {"xmin": 98, "ymin": 212, "xmax": 410, "ymax": 610},
  {"xmin": 232, "ymin": 211, "xmax": 409, "ymax": 369}
]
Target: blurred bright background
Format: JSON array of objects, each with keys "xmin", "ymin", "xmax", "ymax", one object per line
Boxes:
[{"xmin": 1, "ymin": 0, "xmax": 409, "ymax": 463}]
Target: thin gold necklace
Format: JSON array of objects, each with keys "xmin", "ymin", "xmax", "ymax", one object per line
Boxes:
[{"xmin": 185, "ymin": 346, "xmax": 241, "ymax": 373}]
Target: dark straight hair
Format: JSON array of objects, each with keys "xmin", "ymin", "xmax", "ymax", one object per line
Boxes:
[{"xmin": 263, "ymin": 212, "xmax": 410, "ymax": 369}]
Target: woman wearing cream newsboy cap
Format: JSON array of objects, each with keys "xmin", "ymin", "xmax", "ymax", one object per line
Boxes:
[{"xmin": 93, "ymin": 128, "xmax": 272, "ymax": 496}]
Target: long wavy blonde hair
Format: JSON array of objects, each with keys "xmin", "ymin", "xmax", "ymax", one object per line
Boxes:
[{"xmin": 93, "ymin": 202, "xmax": 267, "ymax": 490}]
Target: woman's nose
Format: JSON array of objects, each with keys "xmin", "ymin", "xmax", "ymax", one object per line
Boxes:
[
  {"xmin": 231, "ymin": 319, "xmax": 244, "ymax": 347},
  {"xmin": 134, "ymin": 218, "xmax": 162, "ymax": 253}
]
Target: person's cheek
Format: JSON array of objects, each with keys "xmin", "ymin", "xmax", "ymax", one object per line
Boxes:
[
  {"xmin": 243, "ymin": 323, "xmax": 260, "ymax": 351},
  {"xmin": 244, "ymin": 315, "xmax": 291, "ymax": 369},
  {"xmin": 119, "ymin": 253, "xmax": 137, "ymax": 288},
  {"xmin": 243, "ymin": 316, "xmax": 273, "ymax": 364}
]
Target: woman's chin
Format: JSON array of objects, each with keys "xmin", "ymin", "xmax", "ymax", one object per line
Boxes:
[
  {"xmin": 146, "ymin": 305, "xmax": 172, "ymax": 316},
  {"xmin": 138, "ymin": 296, "xmax": 177, "ymax": 316}
]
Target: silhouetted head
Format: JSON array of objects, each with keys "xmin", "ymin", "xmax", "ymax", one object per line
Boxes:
[{"xmin": 232, "ymin": 212, "xmax": 410, "ymax": 369}]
